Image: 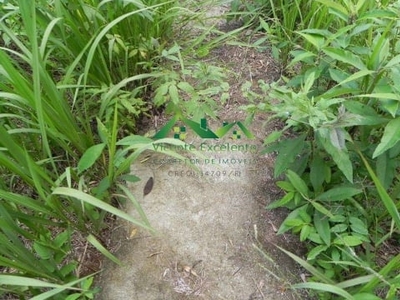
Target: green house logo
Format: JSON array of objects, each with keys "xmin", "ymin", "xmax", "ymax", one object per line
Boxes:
[{"xmin": 153, "ymin": 115, "xmax": 254, "ymax": 140}]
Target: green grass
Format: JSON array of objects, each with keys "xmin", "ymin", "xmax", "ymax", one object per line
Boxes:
[{"xmin": 0, "ymin": 0, "xmax": 187, "ymax": 298}]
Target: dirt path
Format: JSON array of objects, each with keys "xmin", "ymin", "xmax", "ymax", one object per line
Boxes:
[
  {"xmin": 95, "ymin": 2, "xmax": 308, "ymax": 299},
  {"xmin": 96, "ymin": 120, "xmax": 302, "ymax": 300}
]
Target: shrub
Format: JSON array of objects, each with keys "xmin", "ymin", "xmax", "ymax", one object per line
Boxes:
[{"xmin": 242, "ymin": 0, "xmax": 400, "ymax": 298}]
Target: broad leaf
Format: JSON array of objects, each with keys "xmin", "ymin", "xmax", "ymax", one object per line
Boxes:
[
  {"xmin": 316, "ymin": 187, "xmax": 362, "ymax": 202},
  {"xmin": 33, "ymin": 242, "xmax": 52, "ymax": 260},
  {"xmin": 277, "ymin": 205, "xmax": 307, "ymax": 234},
  {"xmin": 312, "ymin": 201, "xmax": 334, "ymax": 218},
  {"xmin": 177, "ymin": 81, "xmax": 195, "ymax": 94},
  {"xmin": 272, "ymin": 134, "xmax": 307, "ymax": 177},
  {"xmin": 276, "ymin": 181, "xmax": 295, "ymax": 192},
  {"xmin": 331, "ymin": 224, "xmax": 347, "ymax": 233},
  {"xmin": 284, "ymin": 218, "xmax": 304, "ymax": 227},
  {"xmin": 329, "ymin": 69, "xmax": 358, "ymax": 89},
  {"xmin": 168, "ymin": 84, "xmax": 179, "ymax": 104},
  {"xmin": 286, "ymin": 169, "xmax": 309, "ymax": 197},
  {"xmin": 317, "ymin": 128, "xmax": 353, "ymax": 182},
  {"xmin": 330, "ymin": 215, "xmax": 346, "ymax": 222},
  {"xmin": 304, "ymin": 71, "xmax": 316, "ymax": 93},
  {"xmin": 329, "ymin": 127, "xmax": 346, "ymax": 150},
  {"xmin": 314, "ymin": 210, "xmax": 331, "ymax": 246},
  {"xmin": 287, "ymin": 50, "xmax": 316, "ymax": 68},
  {"xmin": 344, "ymin": 100, "xmax": 387, "ymax": 125},
  {"xmin": 373, "ymin": 117, "xmax": 400, "ymax": 158},
  {"xmin": 297, "ymin": 32, "xmax": 325, "ymax": 50},
  {"xmin": 310, "ymin": 153, "xmax": 325, "ymax": 192},
  {"xmin": 349, "ymin": 217, "xmax": 369, "ymax": 235},
  {"xmin": 77, "ymin": 143, "xmax": 106, "ymax": 174},
  {"xmin": 322, "ymin": 47, "xmax": 366, "ymax": 70},
  {"xmin": 118, "ymin": 174, "xmax": 141, "ymax": 183},
  {"xmin": 334, "ymin": 235, "xmax": 363, "ymax": 246},
  {"xmin": 298, "ymin": 209, "xmax": 312, "ymax": 223},
  {"xmin": 307, "ymin": 244, "xmax": 329, "ymax": 260},
  {"xmin": 337, "ymin": 69, "xmax": 375, "ymax": 87},
  {"xmin": 300, "ymin": 225, "xmax": 312, "ymax": 241},
  {"xmin": 266, "ymin": 192, "xmax": 294, "ymax": 209},
  {"xmin": 264, "ymin": 130, "xmax": 283, "ymax": 144}
]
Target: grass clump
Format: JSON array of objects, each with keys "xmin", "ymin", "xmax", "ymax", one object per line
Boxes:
[{"xmin": 0, "ymin": 0, "xmax": 186, "ymax": 298}]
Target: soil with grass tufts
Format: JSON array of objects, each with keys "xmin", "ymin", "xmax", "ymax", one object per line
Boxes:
[{"xmin": 95, "ymin": 2, "xmax": 311, "ymax": 300}]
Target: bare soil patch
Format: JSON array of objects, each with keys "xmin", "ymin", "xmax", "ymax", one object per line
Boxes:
[{"xmin": 95, "ymin": 122, "xmax": 306, "ymax": 299}]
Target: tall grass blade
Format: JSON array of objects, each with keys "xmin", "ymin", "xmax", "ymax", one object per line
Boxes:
[
  {"xmin": 83, "ymin": 1, "xmax": 173, "ymax": 86},
  {"xmin": 52, "ymin": 187, "xmax": 154, "ymax": 232},
  {"xmin": 0, "ymin": 275, "xmax": 75, "ymax": 289},
  {"xmin": 87, "ymin": 234, "xmax": 121, "ymax": 265},
  {"xmin": 359, "ymin": 253, "xmax": 400, "ymax": 293},
  {"xmin": 292, "ymin": 282, "xmax": 354, "ymax": 299},
  {"xmin": 277, "ymin": 245, "xmax": 335, "ymax": 284},
  {"xmin": 18, "ymin": 1, "xmax": 51, "ymax": 161},
  {"xmin": 118, "ymin": 184, "xmax": 150, "ymax": 227},
  {"xmin": 0, "ymin": 273, "xmax": 97, "ymax": 300},
  {"xmin": 357, "ymin": 150, "xmax": 400, "ymax": 230}
]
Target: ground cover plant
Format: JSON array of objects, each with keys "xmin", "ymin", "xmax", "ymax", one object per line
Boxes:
[
  {"xmin": 0, "ymin": 0, "xmax": 192, "ymax": 298},
  {"xmin": 236, "ymin": 0, "xmax": 400, "ymax": 298},
  {"xmin": 0, "ymin": 0, "xmax": 249, "ymax": 297}
]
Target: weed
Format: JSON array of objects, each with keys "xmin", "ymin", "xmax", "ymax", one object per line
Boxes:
[
  {"xmin": 242, "ymin": 0, "xmax": 400, "ymax": 298},
  {"xmin": 153, "ymin": 44, "xmax": 230, "ymax": 121}
]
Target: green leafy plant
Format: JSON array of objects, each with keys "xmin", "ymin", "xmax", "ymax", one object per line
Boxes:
[
  {"xmin": 242, "ymin": 1, "xmax": 400, "ymax": 298},
  {"xmin": 230, "ymin": 0, "xmax": 390, "ymax": 67},
  {"xmin": 0, "ymin": 0, "xmax": 241, "ymax": 297},
  {"xmin": 153, "ymin": 44, "xmax": 230, "ymax": 121},
  {"xmin": 0, "ymin": 274, "xmax": 99, "ymax": 300},
  {"xmin": 43, "ymin": 0, "xmax": 177, "ymax": 85}
]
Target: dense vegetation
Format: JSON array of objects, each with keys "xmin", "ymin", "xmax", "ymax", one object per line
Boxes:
[
  {"xmin": 0, "ymin": 0, "xmax": 183, "ymax": 298},
  {"xmin": 231, "ymin": 0, "xmax": 400, "ymax": 298},
  {"xmin": 0, "ymin": 0, "xmax": 236, "ymax": 298},
  {"xmin": 1, "ymin": 0, "xmax": 400, "ymax": 299}
]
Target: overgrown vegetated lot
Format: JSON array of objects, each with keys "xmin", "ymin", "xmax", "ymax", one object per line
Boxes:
[
  {"xmin": 0, "ymin": 0, "xmax": 184, "ymax": 298},
  {"xmin": 231, "ymin": 0, "xmax": 400, "ymax": 298},
  {"xmin": 0, "ymin": 0, "xmax": 241, "ymax": 298},
  {"xmin": 1, "ymin": 0, "xmax": 400, "ymax": 299}
]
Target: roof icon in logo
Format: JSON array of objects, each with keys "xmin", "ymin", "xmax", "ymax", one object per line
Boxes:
[{"xmin": 153, "ymin": 115, "xmax": 254, "ymax": 140}]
